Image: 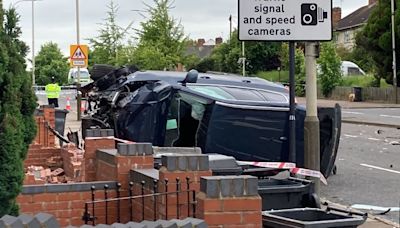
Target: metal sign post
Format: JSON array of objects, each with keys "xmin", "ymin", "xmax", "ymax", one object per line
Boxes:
[{"xmin": 238, "ymin": 0, "xmax": 332, "ymax": 190}]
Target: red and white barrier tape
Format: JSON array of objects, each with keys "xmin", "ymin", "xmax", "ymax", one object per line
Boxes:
[{"xmin": 240, "ymin": 161, "xmax": 328, "ymax": 185}]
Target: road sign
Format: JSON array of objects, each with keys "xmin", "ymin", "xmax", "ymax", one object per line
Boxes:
[
  {"xmin": 238, "ymin": 0, "xmax": 332, "ymax": 41},
  {"xmin": 70, "ymin": 44, "xmax": 89, "ymax": 67}
]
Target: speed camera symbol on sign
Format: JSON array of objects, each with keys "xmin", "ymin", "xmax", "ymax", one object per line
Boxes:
[{"xmin": 301, "ymin": 3, "xmax": 328, "ymax": 26}]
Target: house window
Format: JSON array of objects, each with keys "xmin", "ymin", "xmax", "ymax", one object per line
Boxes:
[{"xmin": 344, "ymin": 31, "xmax": 351, "ymax": 43}]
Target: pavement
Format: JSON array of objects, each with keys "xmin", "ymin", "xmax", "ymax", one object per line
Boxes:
[{"xmin": 59, "ymin": 96, "xmax": 399, "ymax": 228}]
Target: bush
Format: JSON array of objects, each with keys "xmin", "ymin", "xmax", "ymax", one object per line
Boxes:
[{"xmin": 317, "ymin": 42, "xmax": 342, "ymax": 97}]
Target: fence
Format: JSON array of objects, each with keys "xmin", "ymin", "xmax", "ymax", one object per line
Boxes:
[
  {"xmin": 318, "ymin": 86, "xmax": 400, "ymax": 103},
  {"xmin": 82, "ymin": 178, "xmax": 196, "ymax": 226}
]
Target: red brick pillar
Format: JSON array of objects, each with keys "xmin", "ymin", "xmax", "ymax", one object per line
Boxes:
[
  {"xmin": 84, "ymin": 129, "xmax": 115, "ymax": 181},
  {"xmin": 197, "ymin": 176, "xmax": 262, "ymax": 228},
  {"xmin": 157, "ymin": 154, "xmax": 212, "ymax": 220},
  {"xmin": 42, "ymin": 106, "xmax": 55, "ymax": 147}
]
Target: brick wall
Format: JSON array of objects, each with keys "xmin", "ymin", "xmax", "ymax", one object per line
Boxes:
[
  {"xmin": 24, "ymin": 147, "xmax": 61, "ymax": 168},
  {"xmin": 197, "ymin": 176, "xmax": 262, "ymax": 228},
  {"xmin": 17, "ymin": 182, "xmax": 118, "ymax": 227},
  {"xmin": 32, "ymin": 106, "xmax": 55, "ymax": 147}
]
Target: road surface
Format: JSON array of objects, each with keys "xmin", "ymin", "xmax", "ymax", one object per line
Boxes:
[
  {"xmin": 321, "ymin": 123, "xmax": 400, "ymax": 223},
  {"xmin": 342, "ymin": 108, "xmax": 400, "ymax": 127}
]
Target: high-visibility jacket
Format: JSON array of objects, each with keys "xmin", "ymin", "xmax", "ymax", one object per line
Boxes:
[{"xmin": 45, "ymin": 83, "xmax": 61, "ymax": 99}]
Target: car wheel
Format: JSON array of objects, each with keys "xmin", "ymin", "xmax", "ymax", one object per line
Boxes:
[{"xmin": 90, "ymin": 64, "xmax": 115, "ymax": 81}]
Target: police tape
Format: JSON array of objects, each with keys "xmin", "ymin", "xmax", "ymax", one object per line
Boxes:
[{"xmin": 239, "ymin": 161, "xmax": 328, "ymax": 185}]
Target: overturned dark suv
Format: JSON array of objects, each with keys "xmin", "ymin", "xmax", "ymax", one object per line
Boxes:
[{"xmin": 82, "ymin": 66, "xmax": 341, "ymax": 177}]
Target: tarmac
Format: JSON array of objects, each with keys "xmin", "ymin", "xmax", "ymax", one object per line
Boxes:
[{"xmin": 62, "ymin": 98, "xmax": 400, "ymax": 228}]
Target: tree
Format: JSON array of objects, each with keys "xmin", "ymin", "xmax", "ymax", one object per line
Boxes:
[
  {"xmin": 355, "ymin": 0, "xmax": 400, "ymax": 86},
  {"xmin": 88, "ymin": 0, "xmax": 133, "ymax": 66},
  {"xmin": 0, "ymin": 6, "xmax": 37, "ymax": 216},
  {"xmin": 294, "ymin": 48, "xmax": 306, "ymax": 97},
  {"xmin": 318, "ymin": 41, "xmax": 342, "ymax": 97},
  {"xmin": 34, "ymin": 42, "xmax": 69, "ymax": 85},
  {"xmin": 133, "ymin": 0, "xmax": 187, "ymax": 70},
  {"xmin": 203, "ymin": 30, "xmax": 281, "ymax": 75}
]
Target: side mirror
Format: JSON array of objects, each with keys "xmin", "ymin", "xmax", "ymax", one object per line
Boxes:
[{"xmin": 182, "ymin": 69, "xmax": 199, "ymax": 85}]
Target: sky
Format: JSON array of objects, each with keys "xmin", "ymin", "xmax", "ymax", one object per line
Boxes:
[{"xmin": 2, "ymin": 0, "xmax": 369, "ymax": 67}]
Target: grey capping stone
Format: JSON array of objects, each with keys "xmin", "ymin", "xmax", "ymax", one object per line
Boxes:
[
  {"xmin": 169, "ymin": 219, "xmax": 192, "ymax": 228},
  {"xmin": 125, "ymin": 222, "xmax": 146, "ymax": 228},
  {"xmin": 198, "ymin": 155, "xmax": 209, "ymax": 171},
  {"xmin": 117, "ymin": 143, "xmax": 129, "ymax": 156},
  {"xmin": 220, "ymin": 177, "xmax": 234, "ymax": 197},
  {"xmin": 21, "ymin": 185, "xmax": 46, "ymax": 194},
  {"xmin": 140, "ymin": 221, "xmax": 163, "ymax": 228},
  {"xmin": 79, "ymin": 225, "xmax": 95, "ymax": 228},
  {"xmin": 93, "ymin": 129, "xmax": 101, "ymax": 137},
  {"xmin": 136, "ymin": 143, "xmax": 153, "ymax": 155},
  {"xmin": 244, "ymin": 176, "xmax": 258, "ymax": 196},
  {"xmin": 35, "ymin": 213, "xmax": 60, "ymax": 228},
  {"xmin": 0, "ymin": 215, "xmax": 23, "ymax": 228},
  {"xmin": 188, "ymin": 156, "xmax": 198, "ymax": 171},
  {"xmin": 111, "ymin": 223, "xmax": 127, "ymax": 228},
  {"xmin": 127, "ymin": 144, "xmax": 138, "ymax": 156},
  {"xmin": 200, "ymin": 176, "xmax": 220, "ymax": 198},
  {"xmin": 17, "ymin": 214, "xmax": 41, "ymax": 228},
  {"xmin": 96, "ymin": 149, "xmax": 118, "ymax": 165},
  {"xmin": 178, "ymin": 156, "xmax": 188, "ymax": 171},
  {"xmin": 106, "ymin": 129, "xmax": 114, "ymax": 137},
  {"xmin": 95, "ymin": 225, "xmax": 112, "ymax": 228},
  {"xmin": 86, "ymin": 129, "xmax": 94, "ymax": 138},
  {"xmin": 161, "ymin": 156, "xmax": 178, "ymax": 171},
  {"xmin": 232, "ymin": 178, "xmax": 244, "ymax": 197},
  {"xmin": 155, "ymin": 220, "xmax": 178, "ymax": 228},
  {"xmin": 182, "ymin": 218, "xmax": 207, "ymax": 228},
  {"xmin": 100, "ymin": 129, "xmax": 109, "ymax": 137}
]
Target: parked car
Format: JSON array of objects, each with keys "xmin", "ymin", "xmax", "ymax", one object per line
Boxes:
[
  {"xmin": 68, "ymin": 68, "xmax": 93, "ymax": 85},
  {"xmin": 81, "ymin": 66, "xmax": 341, "ymax": 177},
  {"xmin": 341, "ymin": 61, "xmax": 366, "ymax": 76}
]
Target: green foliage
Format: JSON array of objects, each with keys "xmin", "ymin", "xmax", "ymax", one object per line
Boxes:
[
  {"xmin": 133, "ymin": 0, "xmax": 187, "ymax": 70},
  {"xmin": 279, "ymin": 43, "xmax": 289, "ymax": 70},
  {"xmin": 256, "ymin": 70, "xmax": 289, "ymax": 83},
  {"xmin": 206, "ymin": 30, "xmax": 281, "ymax": 75},
  {"xmin": 88, "ymin": 0, "xmax": 133, "ymax": 66},
  {"xmin": 35, "ymin": 42, "xmax": 69, "ymax": 85},
  {"xmin": 317, "ymin": 41, "xmax": 342, "ymax": 97},
  {"xmin": 0, "ymin": 6, "xmax": 37, "ymax": 216},
  {"xmin": 355, "ymin": 0, "xmax": 400, "ymax": 86},
  {"xmin": 340, "ymin": 75, "xmax": 390, "ymax": 88},
  {"xmin": 295, "ymin": 48, "xmax": 306, "ymax": 97}
]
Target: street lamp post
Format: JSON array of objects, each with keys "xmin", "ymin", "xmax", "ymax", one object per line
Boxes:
[
  {"xmin": 391, "ymin": 0, "xmax": 397, "ymax": 103},
  {"xmin": 75, "ymin": 0, "xmax": 82, "ymax": 121}
]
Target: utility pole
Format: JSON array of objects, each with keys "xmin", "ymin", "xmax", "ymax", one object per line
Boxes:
[
  {"xmin": 288, "ymin": 42, "xmax": 296, "ymax": 164},
  {"xmin": 75, "ymin": 0, "xmax": 82, "ymax": 120},
  {"xmin": 304, "ymin": 42, "xmax": 320, "ymax": 195},
  {"xmin": 229, "ymin": 14, "xmax": 232, "ymax": 42},
  {"xmin": 391, "ymin": 0, "xmax": 397, "ymax": 103},
  {"xmin": 31, "ymin": 0, "xmax": 35, "ymax": 86},
  {"xmin": 242, "ymin": 41, "xmax": 246, "ymax": 76}
]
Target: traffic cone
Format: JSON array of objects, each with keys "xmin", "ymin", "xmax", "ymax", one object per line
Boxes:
[{"xmin": 65, "ymin": 97, "xmax": 71, "ymax": 111}]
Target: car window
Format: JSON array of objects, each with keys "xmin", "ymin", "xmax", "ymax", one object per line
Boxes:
[
  {"xmin": 188, "ymin": 86, "xmax": 236, "ymax": 100},
  {"xmin": 258, "ymin": 91, "xmax": 288, "ymax": 102},
  {"xmin": 220, "ymin": 87, "xmax": 265, "ymax": 101}
]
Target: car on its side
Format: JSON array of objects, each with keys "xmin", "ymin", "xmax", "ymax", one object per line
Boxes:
[{"xmin": 81, "ymin": 66, "xmax": 341, "ymax": 177}]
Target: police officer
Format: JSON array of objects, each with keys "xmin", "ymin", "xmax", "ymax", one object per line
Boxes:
[{"xmin": 45, "ymin": 77, "xmax": 61, "ymax": 108}]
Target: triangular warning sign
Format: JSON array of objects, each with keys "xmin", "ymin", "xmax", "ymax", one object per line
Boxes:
[{"xmin": 71, "ymin": 46, "xmax": 86, "ymax": 59}]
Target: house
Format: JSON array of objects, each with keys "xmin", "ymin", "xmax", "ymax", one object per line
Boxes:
[
  {"xmin": 333, "ymin": 0, "xmax": 378, "ymax": 50},
  {"xmin": 185, "ymin": 37, "xmax": 223, "ymax": 59}
]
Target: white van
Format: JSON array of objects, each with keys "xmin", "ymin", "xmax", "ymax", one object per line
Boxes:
[
  {"xmin": 68, "ymin": 68, "xmax": 92, "ymax": 85},
  {"xmin": 341, "ymin": 61, "xmax": 366, "ymax": 76}
]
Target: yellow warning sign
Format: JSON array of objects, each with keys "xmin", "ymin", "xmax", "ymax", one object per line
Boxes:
[{"xmin": 70, "ymin": 44, "xmax": 89, "ymax": 67}]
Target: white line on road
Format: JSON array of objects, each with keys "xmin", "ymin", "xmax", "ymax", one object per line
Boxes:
[
  {"xmin": 367, "ymin": 137, "xmax": 381, "ymax": 141},
  {"xmin": 344, "ymin": 134, "xmax": 358, "ymax": 138},
  {"xmin": 343, "ymin": 111, "xmax": 365, "ymax": 115},
  {"xmin": 360, "ymin": 163, "xmax": 400, "ymax": 174},
  {"xmin": 380, "ymin": 114, "xmax": 400, "ymax": 119}
]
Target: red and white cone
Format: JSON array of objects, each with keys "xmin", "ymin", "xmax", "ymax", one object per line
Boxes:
[{"xmin": 65, "ymin": 97, "xmax": 71, "ymax": 111}]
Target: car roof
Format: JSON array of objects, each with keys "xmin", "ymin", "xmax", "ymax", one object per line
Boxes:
[{"xmin": 122, "ymin": 70, "xmax": 288, "ymax": 94}]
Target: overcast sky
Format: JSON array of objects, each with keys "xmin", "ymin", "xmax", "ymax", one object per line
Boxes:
[{"xmin": 3, "ymin": 0, "xmax": 368, "ymax": 66}]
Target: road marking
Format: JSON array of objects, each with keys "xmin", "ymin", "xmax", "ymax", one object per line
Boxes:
[
  {"xmin": 344, "ymin": 134, "xmax": 358, "ymax": 138},
  {"xmin": 380, "ymin": 114, "xmax": 400, "ymax": 119},
  {"xmin": 343, "ymin": 111, "xmax": 365, "ymax": 115},
  {"xmin": 367, "ymin": 137, "xmax": 381, "ymax": 141},
  {"xmin": 360, "ymin": 163, "xmax": 400, "ymax": 174}
]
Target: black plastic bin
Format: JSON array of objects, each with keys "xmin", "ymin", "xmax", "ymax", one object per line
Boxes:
[
  {"xmin": 258, "ymin": 178, "xmax": 318, "ymax": 210},
  {"xmin": 353, "ymin": 87, "xmax": 362, "ymax": 102},
  {"xmin": 55, "ymin": 109, "xmax": 69, "ymax": 145},
  {"xmin": 262, "ymin": 208, "xmax": 366, "ymax": 228}
]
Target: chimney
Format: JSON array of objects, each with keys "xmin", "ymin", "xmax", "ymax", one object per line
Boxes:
[
  {"xmin": 215, "ymin": 37, "xmax": 223, "ymax": 45},
  {"xmin": 197, "ymin": 38, "xmax": 205, "ymax": 47},
  {"xmin": 332, "ymin": 7, "xmax": 342, "ymax": 28},
  {"xmin": 369, "ymin": 0, "xmax": 378, "ymax": 5}
]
